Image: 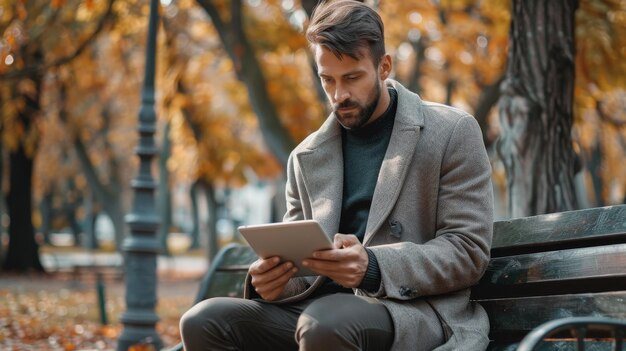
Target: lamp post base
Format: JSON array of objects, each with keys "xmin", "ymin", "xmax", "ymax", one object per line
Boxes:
[{"xmin": 116, "ymin": 323, "xmax": 162, "ymax": 351}]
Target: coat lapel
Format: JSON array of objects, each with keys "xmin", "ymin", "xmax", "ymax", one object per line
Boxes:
[
  {"xmin": 364, "ymin": 81, "xmax": 425, "ymax": 245},
  {"xmin": 295, "ymin": 117, "xmax": 344, "ymax": 238}
]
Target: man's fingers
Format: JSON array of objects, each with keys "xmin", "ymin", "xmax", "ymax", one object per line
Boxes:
[
  {"xmin": 249, "ymin": 257, "xmax": 281, "ymax": 275},
  {"xmin": 303, "ymin": 265, "xmax": 361, "ymax": 288},
  {"xmin": 304, "ymin": 257, "xmax": 359, "ymax": 273},
  {"xmin": 304, "ymin": 237, "xmax": 369, "ymax": 289},
  {"xmin": 254, "ymin": 265, "xmax": 298, "ymax": 300},
  {"xmin": 250, "ymin": 260, "xmax": 297, "ymax": 299},
  {"xmin": 251, "ymin": 261, "xmax": 293, "ymax": 286},
  {"xmin": 256, "ymin": 268, "xmax": 294, "ymax": 293},
  {"xmin": 312, "ymin": 245, "xmax": 359, "ymax": 261},
  {"xmin": 333, "ymin": 233, "xmax": 359, "ymax": 248}
]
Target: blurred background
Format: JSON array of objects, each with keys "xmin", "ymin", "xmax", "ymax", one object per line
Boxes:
[{"xmin": 0, "ymin": 0, "xmax": 624, "ymax": 349}]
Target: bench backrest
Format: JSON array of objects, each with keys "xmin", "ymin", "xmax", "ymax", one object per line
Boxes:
[
  {"xmin": 193, "ymin": 243, "xmax": 257, "ymax": 303},
  {"xmin": 471, "ymin": 204, "xmax": 626, "ymax": 347}
]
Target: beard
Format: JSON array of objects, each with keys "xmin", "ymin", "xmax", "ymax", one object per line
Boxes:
[{"xmin": 333, "ymin": 81, "xmax": 381, "ymax": 130}]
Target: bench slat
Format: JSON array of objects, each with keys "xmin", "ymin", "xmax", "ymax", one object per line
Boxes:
[
  {"xmin": 473, "ymin": 244, "xmax": 626, "ymax": 299},
  {"xmin": 492, "ymin": 205, "xmax": 626, "ymax": 256},
  {"xmin": 217, "ymin": 245, "xmax": 257, "ymax": 267},
  {"xmin": 477, "ymin": 291, "xmax": 626, "ymax": 339}
]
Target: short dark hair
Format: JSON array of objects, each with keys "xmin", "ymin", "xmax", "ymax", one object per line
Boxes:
[{"xmin": 306, "ymin": 0, "xmax": 386, "ymax": 67}]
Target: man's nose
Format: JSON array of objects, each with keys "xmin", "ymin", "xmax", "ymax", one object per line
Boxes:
[{"xmin": 334, "ymin": 84, "xmax": 350, "ymax": 103}]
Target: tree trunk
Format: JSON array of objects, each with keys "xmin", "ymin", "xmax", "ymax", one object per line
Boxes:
[
  {"xmin": 71, "ymin": 120, "xmax": 126, "ymax": 249},
  {"xmin": 189, "ymin": 181, "xmax": 201, "ymax": 249},
  {"xmin": 39, "ymin": 191, "xmax": 53, "ymax": 245},
  {"xmin": 102, "ymin": 200, "xmax": 126, "ymax": 248},
  {"xmin": 271, "ymin": 176, "xmax": 287, "ymax": 223},
  {"xmin": 65, "ymin": 204, "xmax": 83, "ymax": 246},
  {"xmin": 83, "ymin": 189, "xmax": 99, "ymax": 250},
  {"xmin": 406, "ymin": 37, "xmax": 426, "ymax": 95},
  {"xmin": 74, "ymin": 143, "xmax": 126, "ymax": 248},
  {"xmin": 64, "ymin": 178, "xmax": 83, "ymax": 246},
  {"xmin": 0, "ymin": 139, "xmax": 3, "ymax": 265},
  {"xmin": 474, "ymin": 76, "xmax": 505, "ymax": 149},
  {"xmin": 587, "ymin": 143, "xmax": 604, "ymax": 207},
  {"xmin": 201, "ymin": 180, "xmax": 219, "ymax": 263},
  {"xmin": 496, "ymin": 0, "xmax": 579, "ymax": 218},
  {"xmin": 2, "ymin": 46, "xmax": 44, "ymax": 272},
  {"xmin": 301, "ymin": 0, "xmax": 332, "ymax": 110},
  {"xmin": 3, "ymin": 144, "xmax": 44, "ymax": 271},
  {"xmin": 444, "ymin": 62, "xmax": 456, "ymax": 107}
]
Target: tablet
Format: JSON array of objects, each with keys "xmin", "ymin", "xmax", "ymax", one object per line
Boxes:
[{"xmin": 238, "ymin": 220, "xmax": 333, "ymax": 277}]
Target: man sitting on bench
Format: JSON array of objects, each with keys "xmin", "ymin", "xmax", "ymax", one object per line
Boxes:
[{"xmin": 180, "ymin": 1, "xmax": 494, "ymax": 350}]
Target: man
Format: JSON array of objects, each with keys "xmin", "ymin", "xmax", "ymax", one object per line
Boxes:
[{"xmin": 180, "ymin": 1, "xmax": 493, "ymax": 350}]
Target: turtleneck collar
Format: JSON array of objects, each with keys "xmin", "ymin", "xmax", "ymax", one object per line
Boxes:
[{"xmin": 344, "ymin": 88, "xmax": 397, "ymax": 141}]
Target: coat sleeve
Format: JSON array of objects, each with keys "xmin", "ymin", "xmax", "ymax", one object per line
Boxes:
[
  {"xmin": 284, "ymin": 150, "xmax": 305, "ymax": 222},
  {"xmin": 365, "ymin": 115, "xmax": 493, "ymax": 300},
  {"xmin": 243, "ymin": 151, "xmax": 312, "ymax": 301}
]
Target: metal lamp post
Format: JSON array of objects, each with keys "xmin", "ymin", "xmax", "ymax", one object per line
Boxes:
[{"xmin": 117, "ymin": 0, "xmax": 162, "ymax": 349}]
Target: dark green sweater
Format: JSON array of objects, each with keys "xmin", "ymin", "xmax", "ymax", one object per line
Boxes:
[{"xmin": 313, "ymin": 88, "xmax": 398, "ymax": 296}]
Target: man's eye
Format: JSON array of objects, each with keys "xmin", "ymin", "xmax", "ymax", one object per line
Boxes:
[
  {"xmin": 321, "ymin": 77, "xmax": 332, "ymax": 83},
  {"xmin": 347, "ymin": 76, "xmax": 359, "ymax": 81}
]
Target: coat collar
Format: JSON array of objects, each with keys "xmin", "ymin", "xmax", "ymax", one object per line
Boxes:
[{"xmin": 294, "ymin": 80, "xmax": 424, "ymax": 242}]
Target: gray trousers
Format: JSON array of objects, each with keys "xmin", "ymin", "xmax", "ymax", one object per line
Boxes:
[{"xmin": 179, "ymin": 293, "xmax": 395, "ymax": 351}]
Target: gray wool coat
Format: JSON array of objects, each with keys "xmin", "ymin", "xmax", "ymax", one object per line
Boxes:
[{"xmin": 244, "ymin": 80, "xmax": 494, "ymax": 351}]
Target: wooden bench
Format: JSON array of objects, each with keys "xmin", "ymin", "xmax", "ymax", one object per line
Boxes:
[{"xmin": 170, "ymin": 205, "xmax": 626, "ymax": 351}]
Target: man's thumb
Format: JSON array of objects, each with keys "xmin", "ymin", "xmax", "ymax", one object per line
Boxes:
[{"xmin": 334, "ymin": 233, "xmax": 357, "ymax": 248}]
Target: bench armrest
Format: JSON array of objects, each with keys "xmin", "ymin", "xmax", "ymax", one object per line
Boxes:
[{"xmin": 516, "ymin": 317, "xmax": 626, "ymax": 351}]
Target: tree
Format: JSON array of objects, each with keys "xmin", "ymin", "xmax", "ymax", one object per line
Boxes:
[
  {"xmin": 497, "ymin": 0, "xmax": 580, "ymax": 217},
  {"xmin": 0, "ymin": 0, "xmax": 113, "ymax": 270}
]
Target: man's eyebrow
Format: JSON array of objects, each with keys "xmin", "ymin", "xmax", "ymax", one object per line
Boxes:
[{"xmin": 318, "ymin": 69, "xmax": 366, "ymax": 78}]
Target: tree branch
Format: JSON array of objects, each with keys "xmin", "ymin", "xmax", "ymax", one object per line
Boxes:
[
  {"xmin": 407, "ymin": 37, "xmax": 426, "ymax": 95},
  {"xmin": 195, "ymin": 0, "xmax": 236, "ymax": 64},
  {"xmin": 195, "ymin": 0, "xmax": 295, "ymax": 167},
  {"xmin": 0, "ymin": 0, "xmax": 115, "ymax": 81},
  {"xmin": 474, "ymin": 75, "xmax": 504, "ymax": 148}
]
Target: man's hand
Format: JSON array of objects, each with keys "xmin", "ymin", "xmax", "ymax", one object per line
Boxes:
[
  {"xmin": 249, "ymin": 257, "xmax": 298, "ymax": 301},
  {"xmin": 303, "ymin": 233, "xmax": 368, "ymax": 288}
]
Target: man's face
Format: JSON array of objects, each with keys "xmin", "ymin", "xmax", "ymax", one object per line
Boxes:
[{"xmin": 314, "ymin": 45, "xmax": 385, "ymax": 130}]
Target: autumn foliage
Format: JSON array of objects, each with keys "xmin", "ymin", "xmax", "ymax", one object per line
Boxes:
[{"xmin": 0, "ymin": 0, "xmax": 622, "ymax": 225}]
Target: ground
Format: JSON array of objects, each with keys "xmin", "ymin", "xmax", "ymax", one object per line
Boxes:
[{"xmin": 0, "ymin": 250, "xmax": 206, "ymax": 351}]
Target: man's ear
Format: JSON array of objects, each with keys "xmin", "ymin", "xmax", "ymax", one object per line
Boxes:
[{"xmin": 379, "ymin": 54, "xmax": 392, "ymax": 80}]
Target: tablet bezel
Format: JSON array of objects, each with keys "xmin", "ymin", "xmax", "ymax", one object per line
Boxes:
[{"xmin": 237, "ymin": 220, "xmax": 333, "ymax": 277}]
